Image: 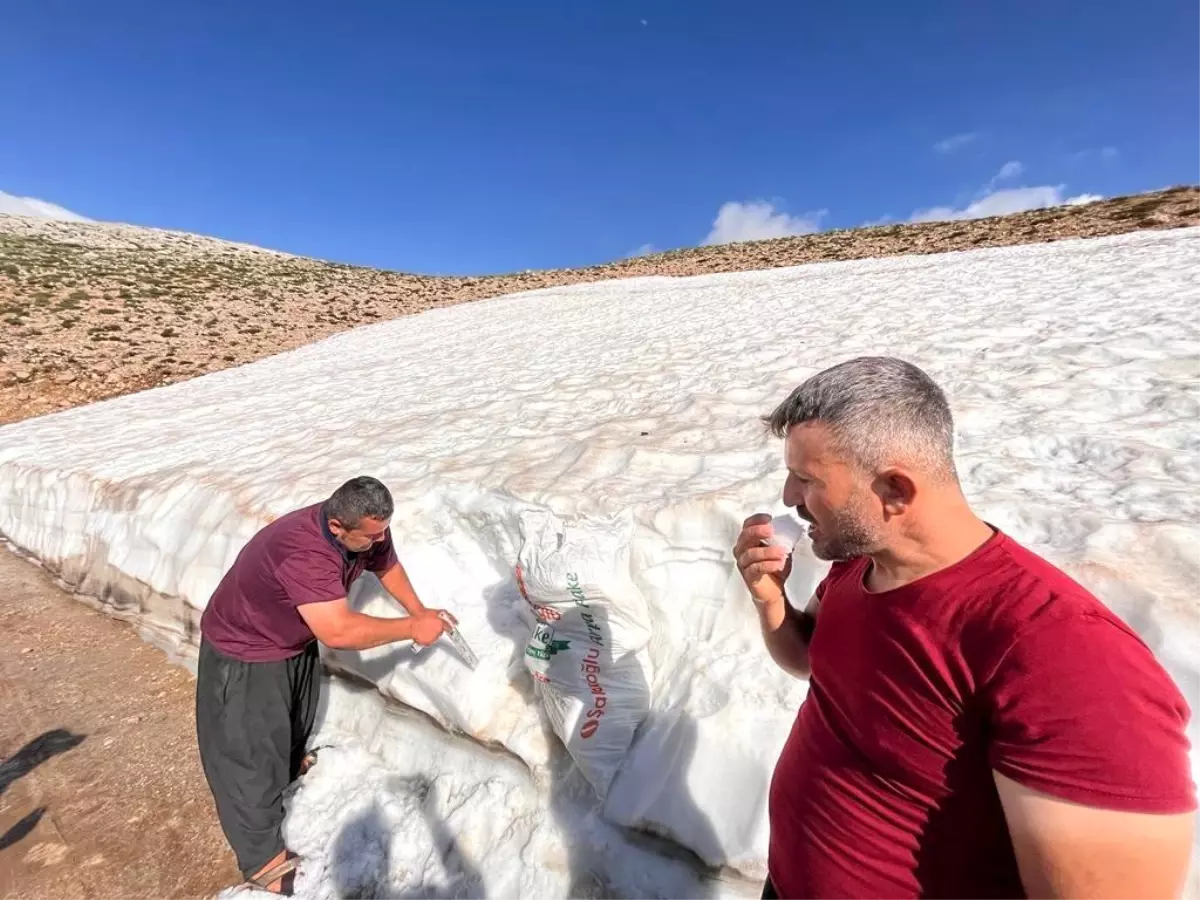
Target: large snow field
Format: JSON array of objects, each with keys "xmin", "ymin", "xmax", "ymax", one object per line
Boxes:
[{"xmin": 1, "ymin": 227, "xmax": 1198, "ymax": 897}]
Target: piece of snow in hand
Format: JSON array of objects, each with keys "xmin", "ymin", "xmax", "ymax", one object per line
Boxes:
[{"xmin": 767, "ymin": 513, "xmax": 806, "ymax": 550}]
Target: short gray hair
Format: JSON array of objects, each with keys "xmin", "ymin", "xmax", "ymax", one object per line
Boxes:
[
  {"xmin": 326, "ymin": 476, "xmax": 394, "ymax": 527},
  {"xmin": 765, "ymin": 357, "xmax": 957, "ymax": 480}
]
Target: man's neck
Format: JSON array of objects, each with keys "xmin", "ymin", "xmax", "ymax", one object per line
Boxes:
[{"xmin": 864, "ymin": 502, "xmax": 995, "ymax": 593}]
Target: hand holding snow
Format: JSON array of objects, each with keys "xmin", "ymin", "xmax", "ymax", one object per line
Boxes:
[{"xmin": 766, "ymin": 513, "xmax": 807, "ymax": 550}]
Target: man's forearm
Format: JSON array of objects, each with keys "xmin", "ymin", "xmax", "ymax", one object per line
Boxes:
[
  {"xmin": 326, "ymin": 611, "xmax": 419, "ymax": 651},
  {"xmin": 379, "ymin": 562, "xmax": 428, "ymax": 617},
  {"xmin": 758, "ymin": 598, "xmax": 816, "ymax": 678}
]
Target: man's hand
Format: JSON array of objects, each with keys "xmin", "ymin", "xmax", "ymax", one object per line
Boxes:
[
  {"xmin": 409, "ymin": 609, "xmax": 452, "ymax": 646},
  {"xmin": 735, "ymin": 513, "xmax": 819, "ymax": 679},
  {"xmin": 734, "ymin": 513, "xmax": 793, "ymax": 610}
]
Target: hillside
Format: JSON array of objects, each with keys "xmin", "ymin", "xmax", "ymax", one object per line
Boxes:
[{"xmin": 0, "ymin": 185, "xmax": 1195, "ymax": 425}]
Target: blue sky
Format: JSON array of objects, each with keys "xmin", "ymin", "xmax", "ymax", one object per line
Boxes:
[{"xmin": 3, "ymin": 1, "xmax": 1197, "ymax": 274}]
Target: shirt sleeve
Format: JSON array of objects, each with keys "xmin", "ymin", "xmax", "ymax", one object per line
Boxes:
[
  {"xmin": 983, "ymin": 612, "xmax": 1196, "ymax": 813},
  {"xmin": 275, "ymin": 552, "xmax": 346, "ymax": 607},
  {"xmin": 365, "ymin": 528, "xmax": 399, "ymax": 574}
]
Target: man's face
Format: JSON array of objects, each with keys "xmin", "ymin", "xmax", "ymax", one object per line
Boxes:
[
  {"xmin": 781, "ymin": 422, "xmax": 886, "ymax": 562},
  {"xmin": 329, "ymin": 515, "xmax": 390, "ymax": 553}
]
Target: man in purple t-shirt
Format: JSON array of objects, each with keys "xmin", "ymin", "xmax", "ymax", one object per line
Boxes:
[{"xmin": 195, "ymin": 475, "xmax": 455, "ymax": 894}]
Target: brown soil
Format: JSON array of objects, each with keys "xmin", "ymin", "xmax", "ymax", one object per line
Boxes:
[
  {"xmin": 0, "ymin": 546, "xmax": 240, "ymax": 899},
  {"xmin": 1, "ymin": 185, "xmax": 1195, "ymax": 425}
]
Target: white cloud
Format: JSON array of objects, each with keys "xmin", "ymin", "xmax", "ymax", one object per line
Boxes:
[
  {"xmin": 993, "ymin": 160, "xmax": 1024, "ymax": 182},
  {"xmin": 1100, "ymin": 146, "xmax": 1119, "ymax": 161},
  {"xmin": 0, "ymin": 190, "xmax": 90, "ymax": 222},
  {"xmin": 703, "ymin": 200, "xmax": 825, "ymax": 245},
  {"xmin": 910, "ymin": 184, "xmax": 1104, "ymax": 223},
  {"xmin": 626, "ymin": 243, "xmax": 659, "ymax": 258},
  {"xmin": 933, "ymin": 132, "xmax": 979, "ymax": 154}
]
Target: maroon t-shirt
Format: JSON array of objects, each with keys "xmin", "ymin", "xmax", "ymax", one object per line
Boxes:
[
  {"xmin": 768, "ymin": 529, "xmax": 1195, "ymax": 898},
  {"xmin": 199, "ymin": 502, "xmax": 398, "ymax": 662}
]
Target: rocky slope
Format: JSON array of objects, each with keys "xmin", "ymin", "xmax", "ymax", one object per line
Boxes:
[{"xmin": 0, "ymin": 186, "xmax": 1195, "ymax": 425}]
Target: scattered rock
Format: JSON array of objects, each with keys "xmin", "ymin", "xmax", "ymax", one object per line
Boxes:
[
  {"xmin": 52, "ymin": 371, "xmax": 78, "ymax": 385},
  {"xmin": 23, "ymin": 842, "xmax": 69, "ymax": 867}
]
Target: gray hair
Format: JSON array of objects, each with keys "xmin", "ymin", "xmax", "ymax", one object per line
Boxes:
[
  {"xmin": 765, "ymin": 357, "xmax": 958, "ymax": 481},
  {"xmin": 326, "ymin": 476, "xmax": 394, "ymax": 527}
]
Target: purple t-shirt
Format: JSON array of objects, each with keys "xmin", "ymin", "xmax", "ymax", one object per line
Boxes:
[{"xmin": 200, "ymin": 502, "xmax": 398, "ymax": 662}]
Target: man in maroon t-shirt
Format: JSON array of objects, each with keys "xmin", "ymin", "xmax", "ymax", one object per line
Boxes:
[
  {"xmin": 734, "ymin": 357, "xmax": 1196, "ymax": 899},
  {"xmin": 195, "ymin": 475, "xmax": 456, "ymax": 894}
]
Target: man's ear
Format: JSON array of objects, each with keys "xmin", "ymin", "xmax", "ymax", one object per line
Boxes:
[
  {"xmin": 875, "ymin": 468, "xmax": 917, "ymax": 517},
  {"xmin": 327, "ymin": 517, "xmax": 345, "ymax": 534}
]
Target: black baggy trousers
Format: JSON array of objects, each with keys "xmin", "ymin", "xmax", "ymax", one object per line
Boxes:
[{"xmin": 195, "ymin": 636, "xmax": 320, "ymax": 878}]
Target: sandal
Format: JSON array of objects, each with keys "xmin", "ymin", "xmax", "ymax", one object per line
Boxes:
[{"xmin": 240, "ymin": 853, "xmax": 300, "ymax": 896}]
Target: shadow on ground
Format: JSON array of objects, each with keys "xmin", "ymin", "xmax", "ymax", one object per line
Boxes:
[
  {"xmin": 0, "ymin": 728, "xmax": 86, "ymax": 853},
  {"xmin": 0, "ymin": 728, "xmax": 87, "ymax": 798}
]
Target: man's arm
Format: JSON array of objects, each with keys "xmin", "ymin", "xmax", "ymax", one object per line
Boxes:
[
  {"xmin": 376, "ymin": 561, "xmax": 461, "ymax": 631},
  {"xmin": 757, "ymin": 590, "xmax": 819, "ymax": 679},
  {"xmin": 985, "ymin": 613, "xmax": 1197, "ymax": 898},
  {"xmin": 994, "ymin": 771, "xmax": 1194, "ymax": 899},
  {"xmin": 735, "ymin": 513, "xmax": 820, "ymax": 679},
  {"xmin": 377, "ymin": 561, "xmax": 428, "ymax": 618},
  {"xmin": 296, "ymin": 596, "xmax": 445, "ymax": 650}
]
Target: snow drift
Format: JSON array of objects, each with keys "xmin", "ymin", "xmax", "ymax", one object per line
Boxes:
[{"xmin": 1, "ymin": 228, "xmax": 1198, "ymax": 897}]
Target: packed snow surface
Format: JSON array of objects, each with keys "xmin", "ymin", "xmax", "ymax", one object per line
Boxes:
[{"xmin": 2, "ymin": 228, "xmax": 1198, "ymax": 897}]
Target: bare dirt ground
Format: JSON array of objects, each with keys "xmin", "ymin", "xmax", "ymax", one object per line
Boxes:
[
  {"xmin": 1, "ymin": 185, "xmax": 1195, "ymax": 424},
  {"xmin": 0, "ymin": 546, "xmax": 239, "ymax": 899}
]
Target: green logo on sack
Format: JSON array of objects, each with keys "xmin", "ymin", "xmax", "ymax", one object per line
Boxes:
[{"xmin": 526, "ymin": 638, "xmax": 571, "ymax": 660}]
